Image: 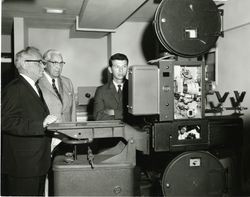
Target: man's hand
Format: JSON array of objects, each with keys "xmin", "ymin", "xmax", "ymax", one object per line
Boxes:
[
  {"xmin": 104, "ymin": 109, "xmax": 115, "ymax": 116},
  {"xmin": 43, "ymin": 115, "xmax": 57, "ymax": 128}
]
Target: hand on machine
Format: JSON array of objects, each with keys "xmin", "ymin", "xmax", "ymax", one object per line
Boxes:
[{"xmin": 43, "ymin": 115, "xmax": 57, "ymax": 128}]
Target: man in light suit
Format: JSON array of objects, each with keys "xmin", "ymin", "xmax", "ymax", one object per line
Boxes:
[
  {"xmin": 39, "ymin": 49, "xmax": 76, "ymax": 123},
  {"xmin": 1, "ymin": 47, "xmax": 57, "ymax": 196},
  {"xmin": 93, "ymin": 53, "xmax": 129, "ymax": 121},
  {"xmin": 38, "ymin": 49, "xmax": 76, "ymax": 195},
  {"xmin": 38, "ymin": 49, "xmax": 76, "ymax": 150}
]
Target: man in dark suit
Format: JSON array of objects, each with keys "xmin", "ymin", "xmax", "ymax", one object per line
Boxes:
[
  {"xmin": 1, "ymin": 47, "xmax": 57, "ymax": 196},
  {"xmin": 92, "ymin": 53, "xmax": 129, "ymax": 152},
  {"xmin": 93, "ymin": 53, "xmax": 129, "ymax": 121}
]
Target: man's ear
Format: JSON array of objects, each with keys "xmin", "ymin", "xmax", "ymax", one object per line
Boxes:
[
  {"xmin": 21, "ymin": 60, "xmax": 28, "ymax": 70},
  {"xmin": 108, "ymin": 66, "xmax": 112, "ymax": 74}
]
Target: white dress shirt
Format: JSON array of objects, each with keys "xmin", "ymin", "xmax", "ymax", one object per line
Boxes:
[
  {"xmin": 20, "ymin": 73, "xmax": 40, "ymax": 96},
  {"xmin": 112, "ymin": 80, "xmax": 124, "ymax": 92},
  {"xmin": 44, "ymin": 71, "xmax": 59, "ymax": 89}
]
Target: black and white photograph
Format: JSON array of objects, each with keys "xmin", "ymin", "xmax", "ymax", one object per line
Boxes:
[{"xmin": 1, "ymin": 0, "xmax": 250, "ymax": 196}]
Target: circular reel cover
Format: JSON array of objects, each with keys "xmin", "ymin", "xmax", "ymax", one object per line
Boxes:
[
  {"xmin": 154, "ymin": 0, "xmax": 221, "ymax": 57},
  {"xmin": 162, "ymin": 151, "xmax": 226, "ymax": 196}
]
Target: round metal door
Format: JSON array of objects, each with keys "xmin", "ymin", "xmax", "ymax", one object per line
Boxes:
[
  {"xmin": 162, "ymin": 151, "xmax": 226, "ymax": 196},
  {"xmin": 154, "ymin": 0, "xmax": 221, "ymax": 57}
]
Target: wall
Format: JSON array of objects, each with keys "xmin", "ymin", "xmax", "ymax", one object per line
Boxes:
[
  {"xmin": 216, "ymin": 25, "xmax": 250, "ymax": 119},
  {"xmin": 223, "ymin": 0, "xmax": 250, "ymax": 31},
  {"xmin": 28, "ymin": 21, "xmax": 153, "ymax": 90},
  {"xmin": 111, "ymin": 21, "xmax": 157, "ymax": 66},
  {"xmin": 13, "ymin": 17, "xmax": 27, "ymax": 55},
  {"xmin": 215, "ymin": 0, "xmax": 250, "ymax": 188},
  {"xmin": 1, "ymin": 35, "xmax": 11, "ymax": 53},
  {"xmin": 28, "ymin": 28, "xmax": 108, "ymax": 90}
]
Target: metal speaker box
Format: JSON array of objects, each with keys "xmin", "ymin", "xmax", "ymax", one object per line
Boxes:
[
  {"xmin": 53, "ymin": 155, "xmax": 139, "ymax": 196},
  {"xmin": 128, "ymin": 65, "xmax": 158, "ymax": 115},
  {"xmin": 77, "ymin": 86, "xmax": 96, "ymax": 105}
]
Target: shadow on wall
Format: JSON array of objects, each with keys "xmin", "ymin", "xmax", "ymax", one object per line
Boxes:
[
  {"xmin": 101, "ymin": 67, "xmax": 109, "ymax": 85},
  {"xmin": 81, "ymin": 67, "xmax": 109, "ymax": 120},
  {"xmin": 140, "ymin": 22, "xmax": 159, "ymax": 62}
]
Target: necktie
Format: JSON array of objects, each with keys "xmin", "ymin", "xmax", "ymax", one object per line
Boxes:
[
  {"xmin": 35, "ymin": 82, "xmax": 46, "ymax": 104},
  {"xmin": 52, "ymin": 78, "xmax": 63, "ymax": 104},
  {"xmin": 117, "ymin": 84, "xmax": 122, "ymax": 100},
  {"xmin": 118, "ymin": 85, "xmax": 122, "ymax": 94}
]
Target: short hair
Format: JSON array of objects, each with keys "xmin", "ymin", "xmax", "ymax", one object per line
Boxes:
[
  {"xmin": 15, "ymin": 46, "xmax": 42, "ymax": 70},
  {"xmin": 108, "ymin": 53, "xmax": 128, "ymax": 67},
  {"xmin": 43, "ymin": 49, "xmax": 63, "ymax": 61}
]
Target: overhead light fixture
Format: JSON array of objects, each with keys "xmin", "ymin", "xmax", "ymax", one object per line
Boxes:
[{"xmin": 45, "ymin": 8, "xmax": 65, "ymax": 14}]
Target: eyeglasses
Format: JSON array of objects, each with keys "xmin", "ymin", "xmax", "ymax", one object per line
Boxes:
[
  {"xmin": 25, "ymin": 59, "xmax": 46, "ymax": 65},
  {"xmin": 47, "ymin": 60, "xmax": 65, "ymax": 66}
]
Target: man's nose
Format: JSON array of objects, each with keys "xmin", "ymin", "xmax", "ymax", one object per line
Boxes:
[{"xmin": 54, "ymin": 64, "xmax": 62, "ymax": 69}]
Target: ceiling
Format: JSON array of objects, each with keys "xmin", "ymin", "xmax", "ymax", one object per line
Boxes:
[
  {"xmin": 1, "ymin": 0, "xmax": 160, "ymax": 36},
  {"xmin": 1, "ymin": 0, "xmax": 224, "ymax": 37}
]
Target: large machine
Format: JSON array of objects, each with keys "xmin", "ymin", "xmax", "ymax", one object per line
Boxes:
[
  {"xmin": 127, "ymin": 0, "xmax": 246, "ymax": 196},
  {"xmin": 49, "ymin": 121, "xmax": 142, "ymax": 196},
  {"xmin": 48, "ymin": 0, "xmax": 247, "ymax": 196}
]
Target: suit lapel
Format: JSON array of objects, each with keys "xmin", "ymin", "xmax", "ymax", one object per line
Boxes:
[
  {"xmin": 40, "ymin": 76, "xmax": 58, "ymax": 97},
  {"xmin": 109, "ymin": 81, "xmax": 120, "ymax": 104},
  {"xmin": 19, "ymin": 76, "xmax": 49, "ymax": 112},
  {"xmin": 58, "ymin": 77, "xmax": 64, "ymax": 99}
]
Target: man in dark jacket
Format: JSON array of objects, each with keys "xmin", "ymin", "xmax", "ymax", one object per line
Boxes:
[
  {"xmin": 93, "ymin": 53, "xmax": 129, "ymax": 121},
  {"xmin": 92, "ymin": 53, "xmax": 130, "ymax": 152},
  {"xmin": 1, "ymin": 47, "xmax": 57, "ymax": 196}
]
